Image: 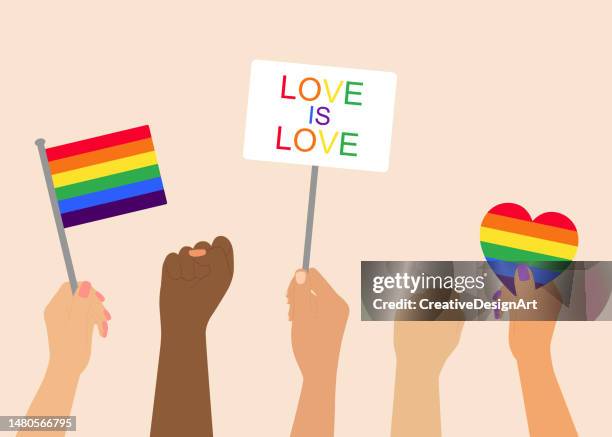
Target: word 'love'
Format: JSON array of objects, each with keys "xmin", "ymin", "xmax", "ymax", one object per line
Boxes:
[{"xmin": 281, "ymin": 75, "xmax": 363, "ymax": 105}]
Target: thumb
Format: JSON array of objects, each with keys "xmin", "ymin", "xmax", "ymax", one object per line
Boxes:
[{"xmin": 292, "ymin": 270, "xmax": 314, "ymax": 321}]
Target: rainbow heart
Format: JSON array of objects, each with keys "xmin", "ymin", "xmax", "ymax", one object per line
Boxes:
[{"xmin": 480, "ymin": 203, "xmax": 579, "ymax": 293}]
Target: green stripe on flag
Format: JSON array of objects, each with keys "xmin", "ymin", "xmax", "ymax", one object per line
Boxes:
[
  {"xmin": 481, "ymin": 242, "xmax": 571, "ymax": 264},
  {"xmin": 55, "ymin": 165, "xmax": 161, "ymax": 200}
]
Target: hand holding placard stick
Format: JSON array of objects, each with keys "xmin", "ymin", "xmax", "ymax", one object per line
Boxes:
[
  {"xmin": 287, "ymin": 268, "xmax": 349, "ymax": 437},
  {"xmin": 244, "ymin": 60, "xmax": 396, "ymax": 435}
]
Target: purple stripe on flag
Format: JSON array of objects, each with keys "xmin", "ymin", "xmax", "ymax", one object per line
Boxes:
[{"xmin": 61, "ymin": 190, "xmax": 167, "ymax": 228}]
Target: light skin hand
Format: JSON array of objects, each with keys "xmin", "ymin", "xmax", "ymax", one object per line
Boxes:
[
  {"xmin": 288, "ymin": 268, "xmax": 349, "ymax": 437},
  {"xmin": 19, "ymin": 282, "xmax": 110, "ymax": 437},
  {"xmin": 150, "ymin": 236, "xmax": 234, "ymax": 437},
  {"xmin": 501, "ymin": 266, "xmax": 577, "ymax": 437},
  {"xmin": 392, "ymin": 319, "xmax": 464, "ymax": 437}
]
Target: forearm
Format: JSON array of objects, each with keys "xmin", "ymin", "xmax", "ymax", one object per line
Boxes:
[
  {"xmin": 151, "ymin": 332, "xmax": 212, "ymax": 437},
  {"xmin": 18, "ymin": 364, "xmax": 79, "ymax": 437},
  {"xmin": 291, "ymin": 372, "xmax": 337, "ymax": 437},
  {"xmin": 391, "ymin": 363, "xmax": 441, "ymax": 437},
  {"xmin": 517, "ymin": 356, "xmax": 577, "ymax": 437}
]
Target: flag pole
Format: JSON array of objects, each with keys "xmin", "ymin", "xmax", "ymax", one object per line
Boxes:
[
  {"xmin": 35, "ymin": 138, "xmax": 78, "ymax": 294},
  {"xmin": 302, "ymin": 165, "xmax": 319, "ymax": 270}
]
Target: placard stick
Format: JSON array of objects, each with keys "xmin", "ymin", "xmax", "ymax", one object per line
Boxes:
[
  {"xmin": 302, "ymin": 165, "xmax": 319, "ymax": 270},
  {"xmin": 35, "ymin": 138, "xmax": 78, "ymax": 294}
]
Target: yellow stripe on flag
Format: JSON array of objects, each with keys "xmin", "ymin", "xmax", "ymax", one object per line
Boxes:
[
  {"xmin": 52, "ymin": 151, "xmax": 158, "ymax": 188},
  {"xmin": 480, "ymin": 227, "xmax": 577, "ymax": 260}
]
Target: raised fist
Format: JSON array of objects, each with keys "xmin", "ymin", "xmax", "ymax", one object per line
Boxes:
[{"xmin": 160, "ymin": 236, "xmax": 234, "ymax": 334}]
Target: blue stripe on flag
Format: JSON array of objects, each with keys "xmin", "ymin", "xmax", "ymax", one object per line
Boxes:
[
  {"xmin": 485, "ymin": 258, "xmax": 562, "ymax": 285},
  {"xmin": 58, "ymin": 177, "xmax": 164, "ymax": 213}
]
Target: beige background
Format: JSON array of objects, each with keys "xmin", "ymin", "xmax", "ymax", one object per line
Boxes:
[{"xmin": 1, "ymin": 1, "xmax": 611, "ymax": 436}]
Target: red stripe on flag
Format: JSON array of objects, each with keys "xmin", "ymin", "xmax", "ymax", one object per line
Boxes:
[
  {"xmin": 46, "ymin": 126, "xmax": 152, "ymax": 161},
  {"xmin": 533, "ymin": 212, "xmax": 577, "ymax": 231},
  {"xmin": 487, "ymin": 203, "xmax": 531, "ymax": 221}
]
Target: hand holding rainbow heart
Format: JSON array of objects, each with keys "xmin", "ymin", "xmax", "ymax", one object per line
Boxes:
[{"xmin": 480, "ymin": 203, "xmax": 579, "ymax": 294}]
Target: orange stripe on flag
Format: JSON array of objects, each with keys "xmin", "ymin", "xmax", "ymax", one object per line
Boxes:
[
  {"xmin": 49, "ymin": 138, "xmax": 155, "ymax": 174},
  {"xmin": 481, "ymin": 213, "xmax": 578, "ymax": 246}
]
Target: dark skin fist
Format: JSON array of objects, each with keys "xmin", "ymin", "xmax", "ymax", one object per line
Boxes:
[{"xmin": 160, "ymin": 236, "xmax": 234, "ymax": 333}]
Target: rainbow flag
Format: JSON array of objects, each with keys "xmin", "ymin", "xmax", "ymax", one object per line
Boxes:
[
  {"xmin": 45, "ymin": 126, "xmax": 167, "ymax": 228},
  {"xmin": 480, "ymin": 203, "xmax": 578, "ymax": 292}
]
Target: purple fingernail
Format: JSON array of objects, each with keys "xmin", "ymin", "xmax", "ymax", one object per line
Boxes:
[
  {"xmin": 517, "ymin": 265, "xmax": 530, "ymax": 281},
  {"xmin": 493, "ymin": 289, "xmax": 501, "ymax": 300}
]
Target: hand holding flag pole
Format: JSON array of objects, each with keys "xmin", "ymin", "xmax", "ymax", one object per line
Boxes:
[
  {"xmin": 35, "ymin": 138, "xmax": 79, "ymax": 294},
  {"xmin": 34, "ymin": 125, "xmax": 167, "ymax": 295}
]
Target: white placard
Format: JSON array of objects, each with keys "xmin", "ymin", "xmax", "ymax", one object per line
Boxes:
[{"xmin": 243, "ymin": 60, "xmax": 397, "ymax": 172}]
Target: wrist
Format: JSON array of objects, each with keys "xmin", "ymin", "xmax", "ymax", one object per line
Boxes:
[
  {"xmin": 516, "ymin": 352, "xmax": 553, "ymax": 372},
  {"xmin": 395, "ymin": 356, "xmax": 444, "ymax": 379},
  {"xmin": 161, "ymin": 323, "xmax": 206, "ymax": 340},
  {"xmin": 159, "ymin": 328, "xmax": 207, "ymax": 357},
  {"xmin": 395, "ymin": 369, "xmax": 441, "ymax": 390},
  {"xmin": 45, "ymin": 361, "xmax": 80, "ymax": 386},
  {"xmin": 303, "ymin": 365, "xmax": 338, "ymax": 385}
]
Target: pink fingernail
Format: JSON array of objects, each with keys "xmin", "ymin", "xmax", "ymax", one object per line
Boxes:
[
  {"xmin": 79, "ymin": 281, "xmax": 91, "ymax": 298},
  {"xmin": 103, "ymin": 309, "xmax": 112, "ymax": 321},
  {"xmin": 102, "ymin": 321, "xmax": 108, "ymax": 337},
  {"xmin": 95, "ymin": 291, "xmax": 106, "ymax": 302}
]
